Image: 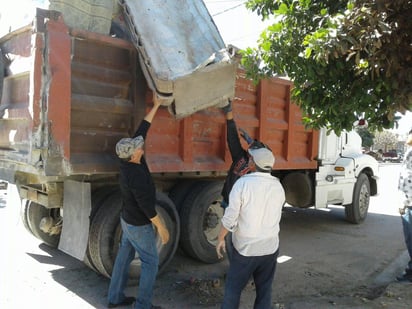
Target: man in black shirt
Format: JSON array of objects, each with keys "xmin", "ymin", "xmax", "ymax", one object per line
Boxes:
[
  {"xmin": 220, "ymin": 101, "xmax": 251, "ymax": 210},
  {"xmin": 107, "ymin": 94, "xmax": 169, "ymax": 309},
  {"xmin": 220, "ymin": 100, "xmax": 270, "ymax": 209}
]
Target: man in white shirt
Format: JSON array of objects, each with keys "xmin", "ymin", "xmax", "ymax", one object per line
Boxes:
[{"xmin": 216, "ymin": 146, "xmax": 285, "ymax": 309}]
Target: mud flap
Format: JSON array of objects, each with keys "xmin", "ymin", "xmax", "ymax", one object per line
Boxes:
[{"xmin": 58, "ymin": 180, "xmax": 91, "ymax": 260}]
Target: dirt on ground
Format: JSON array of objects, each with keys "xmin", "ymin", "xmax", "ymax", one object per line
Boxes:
[
  {"xmin": 123, "ymin": 248, "xmax": 412, "ymax": 309},
  {"xmin": 154, "ymin": 265, "xmax": 412, "ymax": 309}
]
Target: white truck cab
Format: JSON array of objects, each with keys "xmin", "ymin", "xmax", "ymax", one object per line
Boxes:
[{"xmin": 315, "ymin": 129, "xmax": 379, "ymax": 222}]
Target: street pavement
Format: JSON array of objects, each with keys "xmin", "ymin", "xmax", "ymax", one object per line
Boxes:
[{"xmin": 1, "ymin": 163, "xmax": 412, "ymax": 308}]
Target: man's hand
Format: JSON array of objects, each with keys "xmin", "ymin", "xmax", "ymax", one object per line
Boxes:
[
  {"xmin": 151, "ymin": 214, "xmax": 170, "ymax": 244},
  {"xmin": 144, "ymin": 92, "xmax": 162, "ymax": 123},
  {"xmin": 216, "ymin": 239, "xmax": 226, "ymax": 259},
  {"xmin": 157, "ymin": 225, "xmax": 170, "ymax": 245},
  {"xmin": 216, "ymin": 226, "xmax": 229, "ymax": 259},
  {"xmin": 153, "ymin": 93, "xmax": 162, "ymax": 109},
  {"xmin": 239, "ymin": 128, "xmax": 253, "ymax": 145},
  {"xmin": 221, "ymin": 99, "xmax": 232, "ymax": 114}
]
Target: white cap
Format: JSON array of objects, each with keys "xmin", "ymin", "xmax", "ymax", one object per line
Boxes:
[{"xmin": 248, "ymin": 147, "xmax": 275, "ymax": 171}]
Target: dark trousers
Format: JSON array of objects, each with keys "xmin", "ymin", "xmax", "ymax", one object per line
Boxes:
[{"xmin": 222, "ymin": 244, "xmax": 279, "ymax": 309}]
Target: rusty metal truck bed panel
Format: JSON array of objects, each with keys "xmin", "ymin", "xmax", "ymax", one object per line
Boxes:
[{"xmin": 0, "ymin": 11, "xmax": 318, "ymax": 182}]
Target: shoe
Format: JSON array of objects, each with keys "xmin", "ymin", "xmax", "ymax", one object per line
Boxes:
[
  {"xmin": 108, "ymin": 296, "xmax": 136, "ymax": 308},
  {"xmin": 151, "ymin": 305, "xmax": 163, "ymax": 309},
  {"xmin": 396, "ymin": 273, "xmax": 412, "ymax": 283}
]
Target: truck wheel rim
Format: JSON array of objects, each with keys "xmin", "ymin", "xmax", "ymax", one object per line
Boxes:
[
  {"xmin": 359, "ymin": 183, "xmax": 370, "ymax": 215},
  {"xmin": 204, "ymin": 200, "xmax": 224, "ymax": 246}
]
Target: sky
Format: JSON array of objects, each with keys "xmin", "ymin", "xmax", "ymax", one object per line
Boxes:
[
  {"xmin": 204, "ymin": 0, "xmax": 270, "ymax": 49},
  {"xmin": 391, "ymin": 112, "xmax": 412, "ymax": 136},
  {"xmin": 0, "ymin": 0, "xmax": 47, "ymax": 36},
  {"xmin": 0, "ymin": 0, "xmax": 269, "ymax": 47}
]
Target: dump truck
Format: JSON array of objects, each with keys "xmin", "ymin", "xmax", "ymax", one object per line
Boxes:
[{"xmin": 0, "ymin": 9, "xmax": 379, "ymax": 280}]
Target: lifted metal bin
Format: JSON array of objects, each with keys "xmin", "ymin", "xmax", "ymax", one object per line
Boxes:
[{"xmin": 121, "ymin": 0, "xmax": 236, "ymax": 118}]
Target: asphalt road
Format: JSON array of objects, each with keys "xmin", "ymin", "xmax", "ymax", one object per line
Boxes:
[{"xmin": 0, "ymin": 164, "xmax": 410, "ymax": 309}]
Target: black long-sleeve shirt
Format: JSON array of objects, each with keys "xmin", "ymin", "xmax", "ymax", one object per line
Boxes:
[
  {"xmin": 221, "ymin": 119, "xmax": 251, "ymax": 204},
  {"xmin": 119, "ymin": 120, "xmax": 157, "ymax": 226}
]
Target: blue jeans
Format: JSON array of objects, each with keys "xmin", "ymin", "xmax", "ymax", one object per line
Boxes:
[
  {"xmin": 401, "ymin": 207, "xmax": 412, "ymax": 270},
  {"xmin": 222, "ymin": 244, "xmax": 279, "ymax": 309},
  {"xmin": 108, "ymin": 218, "xmax": 159, "ymax": 309}
]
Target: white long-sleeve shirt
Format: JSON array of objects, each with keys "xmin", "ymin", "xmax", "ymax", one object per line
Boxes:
[{"xmin": 221, "ymin": 172, "xmax": 285, "ymax": 256}]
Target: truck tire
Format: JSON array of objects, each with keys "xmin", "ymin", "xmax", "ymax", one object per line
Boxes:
[
  {"xmin": 156, "ymin": 191, "xmax": 180, "ymax": 273},
  {"xmin": 90, "ymin": 185, "xmax": 119, "ymax": 221},
  {"xmin": 179, "ymin": 180, "xmax": 224, "ymax": 264},
  {"xmin": 88, "ymin": 190, "xmax": 120, "ymax": 277},
  {"xmin": 25, "ymin": 201, "xmax": 61, "ymax": 248},
  {"xmin": 345, "ymin": 173, "xmax": 370, "ymax": 224},
  {"xmin": 21, "ymin": 199, "xmax": 34, "ymax": 237},
  {"xmin": 88, "ymin": 190, "xmax": 179, "ymax": 280},
  {"xmin": 87, "ymin": 191, "xmax": 121, "ymax": 277},
  {"xmin": 84, "ymin": 186, "xmax": 120, "ymax": 273},
  {"xmin": 168, "ymin": 180, "xmax": 198, "ymax": 212}
]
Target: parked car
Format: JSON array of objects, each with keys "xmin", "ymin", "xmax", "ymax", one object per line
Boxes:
[
  {"xmin": 382, "ymin": 150, "xmax": 402, "ymax": 163},
  {"xmin": 0, "ymin": 181, "xmax": 7, "ymax": 190}
]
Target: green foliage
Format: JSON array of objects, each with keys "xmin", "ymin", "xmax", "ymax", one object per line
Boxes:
[{"xmin": 242, "ymin": 0, "xmax": 412, "ymax": 135}]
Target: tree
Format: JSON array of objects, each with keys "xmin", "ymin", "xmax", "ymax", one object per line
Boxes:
[
  {"xmin": 373, "ymin": 130, "xmax": 398, "ymax": 152},
  {"xmin": 242, "ymin": 0, "xmax": 412, "ymax": 135}
]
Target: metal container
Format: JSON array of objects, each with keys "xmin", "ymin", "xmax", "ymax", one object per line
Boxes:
[{"xmin": 121, "ymin": 0, "xmax": 236, "ymax": 118}]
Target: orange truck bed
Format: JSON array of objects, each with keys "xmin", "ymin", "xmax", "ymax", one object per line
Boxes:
[{"xmin": 0, "ymin": 10, "xmax": 318, "ymax": 183}]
